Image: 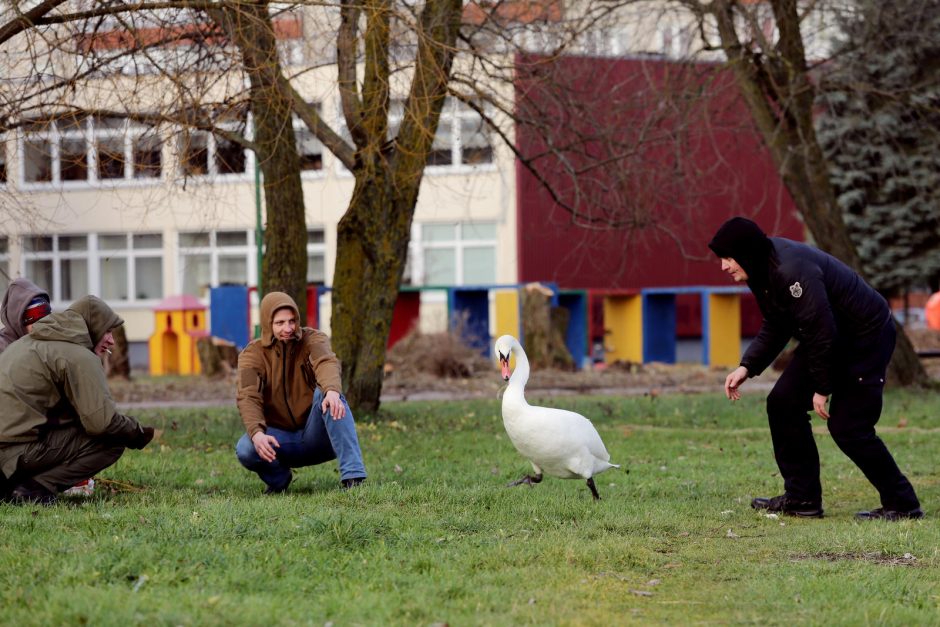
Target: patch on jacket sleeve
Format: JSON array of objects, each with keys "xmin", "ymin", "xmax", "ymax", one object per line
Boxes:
[
  {"xmin": 789, "ymin": 282, "xmax": 803, "ymax": 298},
  {"xmin": 240, "ymin": 369, "xmax": 261, "ymax": 390}
]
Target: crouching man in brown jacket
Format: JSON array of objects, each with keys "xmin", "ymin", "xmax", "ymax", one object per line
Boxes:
[
  {"xmin": 0, "ymin": 296, "xmax": 155, "ymax": 505},
  {"xmin": 235, "ymin": 292, "xmax": 367, "ymax": 494}
]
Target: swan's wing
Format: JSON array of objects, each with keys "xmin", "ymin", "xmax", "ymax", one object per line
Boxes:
[{"xmin": 503, "ymin": 405, "xmax": 611, "ymax": 463}]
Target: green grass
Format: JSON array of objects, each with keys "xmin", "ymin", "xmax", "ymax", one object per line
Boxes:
[{"xmin": 2, "ymin": 390, "xmax": 939, "ymax": 625}]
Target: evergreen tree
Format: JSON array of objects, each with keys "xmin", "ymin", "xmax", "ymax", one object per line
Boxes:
[{"xmin": 817, "ymin": 0, "xmax": 940, "ymax": 295}]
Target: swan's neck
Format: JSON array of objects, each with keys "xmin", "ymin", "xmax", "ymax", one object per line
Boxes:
[{"xmin": 505, "ymin": 344, "xmax": 530, "ymax": 407}]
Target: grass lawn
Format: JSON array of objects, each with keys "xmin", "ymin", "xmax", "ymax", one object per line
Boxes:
[{"xmin": 1, "ymin": 389, "xmax": 938, "ymax": 625}]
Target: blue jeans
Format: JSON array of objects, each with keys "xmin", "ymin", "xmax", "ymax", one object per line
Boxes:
[{"xmin": 235, "ymin": 389, "xmax": 367, "ymax": 490}]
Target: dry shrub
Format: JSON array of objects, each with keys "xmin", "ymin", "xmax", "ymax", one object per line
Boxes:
[{"xmin": 386, "ymin": 328, "xmax": 491, "ymax": 379}]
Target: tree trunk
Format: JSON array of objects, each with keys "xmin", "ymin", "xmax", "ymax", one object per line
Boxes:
[
  {"xmin": 330, "ymin": 0, "xmax": 462, "ymax": 412},
  {"xmin": 218, "ymin": 2, "xmax": 308, "ymax": 320},
  {"xmin": 331, "ymin": 174, "xmax": 414, "ymax": 412}
]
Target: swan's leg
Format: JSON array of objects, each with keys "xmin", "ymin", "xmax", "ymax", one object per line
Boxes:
[
  {"xmin": 586, "ymin": 477, "xmax": 601, "ymax": 500},
  {"xmin": 507, "ymin": 473, "xmax": 543, "ymax": 487},
  {"xmin": 508, "ymin": 464, "xmax": 543, "ymax": 488}
]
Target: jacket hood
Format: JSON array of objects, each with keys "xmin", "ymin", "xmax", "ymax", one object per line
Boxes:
[
  {"xmin": 260, "ymin": 292, "xmax": 302, "ymax": 347},
  {"xmin": 708, "ymin": 217, "xmax": 773, "ymax": 283},
  {"xmin": 31, "ymin": 295, "xmax": 123, "ymax": 350},
  {"xmin": 1, "ymin": 278, "xmax": 50, "ymax": 339}
]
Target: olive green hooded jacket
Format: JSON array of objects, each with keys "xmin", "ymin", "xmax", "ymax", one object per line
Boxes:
[
  {"xmin": 236, "ymin": 292, "xmax": 342, "ymax": 438},
  {"xmin": 0, "ymin": 295, "xmax": 147, "ymax": 478}
]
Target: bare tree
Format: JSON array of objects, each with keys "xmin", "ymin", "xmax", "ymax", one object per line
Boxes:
[{"xmin": 0, "ymin": 0, "xmax": 647, "ymax": 411}]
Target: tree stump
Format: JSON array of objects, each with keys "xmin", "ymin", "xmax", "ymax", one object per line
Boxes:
[{"xmin": 521, "ymin": 283, "xmax": 574, "ymax": 370}]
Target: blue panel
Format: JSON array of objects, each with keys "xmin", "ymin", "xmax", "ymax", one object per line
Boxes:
[
  {"xmin": 449, "ymin": 288, "xmax": 490, "ymax": 354},
  {"xmin": 700, "ymin": 291, "xmax": 711, "ymax": 365},
  {"xmin": 210, "ymin": 285, "xmax": 250, "ymax": 349},
  {"xmin": 642, "ymin": 292, "xmax": 676, "ymax": 363},
  {"xmin": 558, "ymin": 291, "xmax": 588, "ymax": 368}
]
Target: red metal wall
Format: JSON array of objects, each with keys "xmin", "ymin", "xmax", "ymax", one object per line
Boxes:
[{"xmin": 514, "ymin": 55, "xmax": 804, "ymax": 294}]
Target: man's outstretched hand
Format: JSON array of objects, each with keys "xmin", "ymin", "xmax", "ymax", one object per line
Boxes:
[{"xmin": 724, "ymin": 366, "xmax": 749, "ymax": 401}]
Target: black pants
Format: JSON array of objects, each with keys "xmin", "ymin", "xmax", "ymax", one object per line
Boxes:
[
  {"xmin": 3, "ymin": 425, "xmax": 126, "ymax": 493},
  {"xmin": 765, "ymin": 319, "xmax": 920, "ymax": 510}
]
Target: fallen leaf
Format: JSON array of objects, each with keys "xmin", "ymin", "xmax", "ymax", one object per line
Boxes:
[
  {"xmin": 629, "ymin": 589, "xmax": 653, "ymax": 597},
  {"xmin": 394, "ymin": 464, "xmax": 403, "ymax": 473},
  {"xmin": 726, "ymin": 529, "xmax": 739, "ymax": 539}
]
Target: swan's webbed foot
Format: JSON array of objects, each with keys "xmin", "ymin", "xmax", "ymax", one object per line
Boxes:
[
  {"xmin": 507, "ymin": 473, "xmax": 543, "ymax": 488},
  {"xmin": 586, "ymin": 477, "xmax": 601, "ymax": 500}
]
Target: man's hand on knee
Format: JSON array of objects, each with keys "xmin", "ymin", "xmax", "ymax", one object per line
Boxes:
[
  {"xmin": 251, "ymin": 432, "xmax": 280, "ymax": 462},
  {"xmin": 321, "ymin": 390, "xmax": 346, "ymax": 420}
]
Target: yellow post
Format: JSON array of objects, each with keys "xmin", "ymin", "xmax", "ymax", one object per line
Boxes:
[
  {"xmin": 707, "ymin": 292, "xmax": 741, "ymax": 367},
  {"xmin": 494, "ymin": 289, "xmax": 520, "ymax": 340},
  {"xmin": 603, "ymin": 293, "xmax": 642, "ymax": 364}
]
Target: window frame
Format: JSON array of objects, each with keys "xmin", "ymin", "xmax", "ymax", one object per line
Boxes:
[
  {"xmin": 412, "ymin": 221, "xmax": 497, "ymax": 286},
  {"xmin": 20, "ymin": 232, "xmax": 165, "ymax": 306},
  {"xmin": 96, "ymin": 232, "xmax": 165, "ymax": 303},
  {"xmin": 18, "ymin": 118, "xmax": 165, "ymax": 189},
  {"xmin": 177, "ymin": 229, "xmax": 258, "ymax": 299},
  {"xmin": 177, "ymin": 117, "xmax": 253, "ymax": 182}
]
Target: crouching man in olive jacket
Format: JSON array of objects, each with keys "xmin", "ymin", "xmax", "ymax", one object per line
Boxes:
[{"xmin": 0, "ymin": 295, "xmax": 155, "ymax": 505}]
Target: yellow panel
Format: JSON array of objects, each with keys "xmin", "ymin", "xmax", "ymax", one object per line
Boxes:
[
  {"xmin": 603, "ymin": 294, "xmax": 642, "ymax": 364},
  {"xmin": 708, "ymin": 293, "xmax": 741, "ymax": 367},
  {"xmin": 494, "ymin": 290, "xmax": 520, "ymax": 340}
]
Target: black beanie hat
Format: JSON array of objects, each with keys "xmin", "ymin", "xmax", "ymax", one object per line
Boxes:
[{"xmin": 708, "ymin": 217, "xmax": 773, "ymax": 280}]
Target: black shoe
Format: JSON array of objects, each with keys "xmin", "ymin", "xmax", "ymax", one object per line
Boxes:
[
  {"xmin": 751, "ymin": 494, "xmax": 823, "ymax": 518},
  {"xmin": 263, "ymin": 472, "xmax": 292, "ymax": 495},
  {"xmin": 855, "ymin": 507, "xmax": 924, "ymax": 521},
  {"xmin": 341, "ymin": 477, "xmax": 365, "ymax": 490},
  {"xmin": 9, "ymin": 479, "xmax": 58, "ymax": 505}
]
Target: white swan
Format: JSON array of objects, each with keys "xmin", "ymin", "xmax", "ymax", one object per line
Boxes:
[{"xmin": 494, "ymin": 334, "xmax": 619, "ymax": 500}]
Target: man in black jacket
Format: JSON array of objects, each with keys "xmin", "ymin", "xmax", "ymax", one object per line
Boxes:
[{"xmin": 709, "ymin": 217, "xmax": 922, "ymax": 521}]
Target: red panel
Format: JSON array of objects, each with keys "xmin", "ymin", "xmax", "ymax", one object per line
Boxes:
[
  {"xmin": 514, "ymin": 55, "xmax": 804, "ymax": 291},
  {"xmin": 306, "ymin": 286, "xmax": 319, "ymax": 328},
  {"xmin": 388, "ymin": 291, "xmax": 421, "ymax": 348}
]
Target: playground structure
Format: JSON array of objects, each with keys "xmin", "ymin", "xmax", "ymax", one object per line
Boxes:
[
  {"xmin": 147, "ymin": 294, "xmax": 209, "ymax": 376},
  {"xmin": 150, "ymin": 283, "xmax": 750, "ymax": 375}
]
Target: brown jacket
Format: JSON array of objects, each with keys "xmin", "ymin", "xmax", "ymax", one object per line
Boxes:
[{"xmin": 236, "ymin": 292, "xmax": 343, "ymax": 438}]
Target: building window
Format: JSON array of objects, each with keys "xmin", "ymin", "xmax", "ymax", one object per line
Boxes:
[
  {"xmin": 381, "ymin": 98, "xmax": 493, "ymax": 170},
  {"xmin": 417, "ymin": 222, "xmax": 496, "ymax": 285},
  {"xmin": 413, "ymin": 99, "xmax": 494, "ymax": 167},
  {"xmin": 0, "ymin": 140, "xmax": 7, "ymax": 184},
  {"xmin": 0, "ymin": 237, "xmax": 9, "ymax": 294},
  {"xmin": 179, "ymin": 230, "xmax": 255, "ymax": 298},
  {"xmin": 179, "ymin": 122, "xmax": 249, "ymax": 179},
  {"xmin": 20, "ymin": 117, "xmax": 162, "ymax": 186},
  {"xmin": 307, "ymin": 228, "xmax": 326, "ymax": 284},
  {"xmin": 22, "ymin": 234, "xmax": 89, "ymax": 303},
  {"xmin": 21, "ymin": 233, "xmax": 164, "ymax": 305},
  {"xmin": 295, "ymin": 112, "xmax": 323, "ymax": 172},
  {"xmin": 97, "ymin": 233, "xmax": 164, "ymax": 302}
]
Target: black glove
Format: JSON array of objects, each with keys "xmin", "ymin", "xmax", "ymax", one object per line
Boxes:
[{"xmin": 127, "ymin": 426, "xmax": 155, "ymax": 450}]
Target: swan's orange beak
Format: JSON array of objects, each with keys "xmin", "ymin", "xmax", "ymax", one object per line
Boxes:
[{"xmin": 499, "ymin": 355, "xmax": 511, "ymax": 381}]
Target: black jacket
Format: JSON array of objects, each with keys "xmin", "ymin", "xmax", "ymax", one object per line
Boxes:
[{"xmin": 741, "ymin": 238, "xmax": 891, "ymax": 395}]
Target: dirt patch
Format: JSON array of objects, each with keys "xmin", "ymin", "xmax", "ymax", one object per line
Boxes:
[{"xmin": 790, "ymin": 552, "xmax": 919, "ymax": 566}]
